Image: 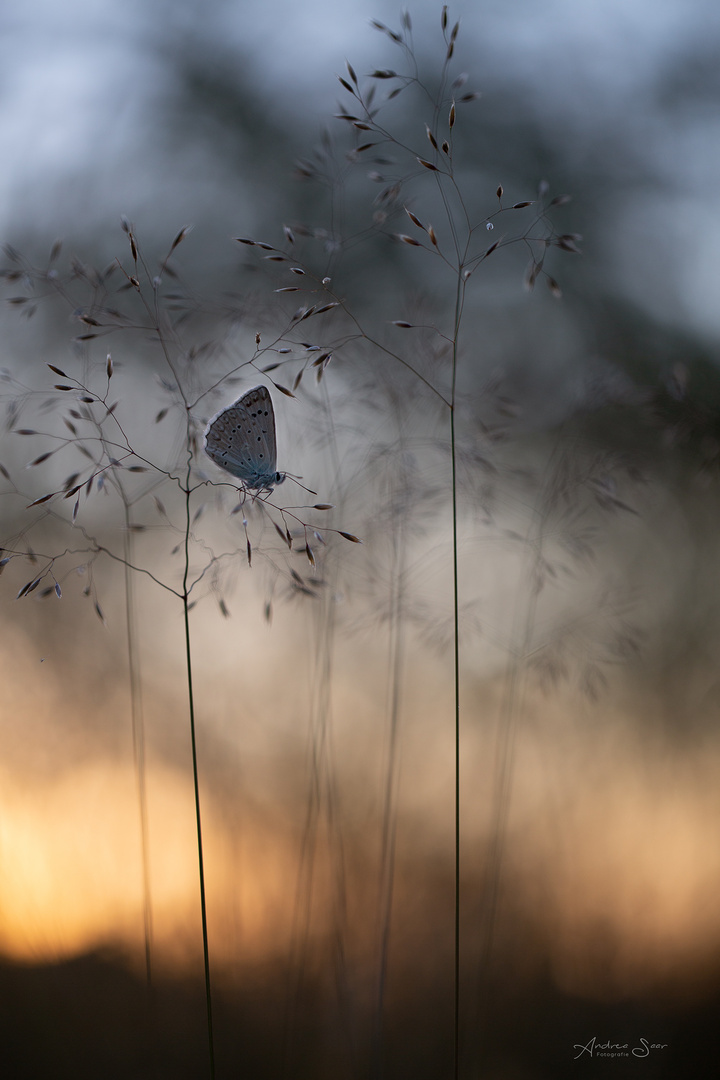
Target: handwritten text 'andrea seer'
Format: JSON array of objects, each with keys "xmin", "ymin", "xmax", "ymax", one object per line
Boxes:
[{"xmin": 573, "ymin": 1037, "xmax": 668, "ymax": 1060}]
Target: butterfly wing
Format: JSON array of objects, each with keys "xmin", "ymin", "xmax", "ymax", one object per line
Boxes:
[{"xmin": 204, "ymin": 385, "xmax": 280, "ymax": 488}]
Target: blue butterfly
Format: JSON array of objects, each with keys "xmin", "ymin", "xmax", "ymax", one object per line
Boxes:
[{"xmin": 204, "ymin": 385, "xmax": 286, "ymax": 492}]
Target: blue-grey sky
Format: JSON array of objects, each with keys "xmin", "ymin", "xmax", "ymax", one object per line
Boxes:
[{"xmin": 2, "ymin": 0, "xmax": 720, "ymax": 336}]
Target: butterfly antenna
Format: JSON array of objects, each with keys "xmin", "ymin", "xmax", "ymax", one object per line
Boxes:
[{"xmin": 285, "ymin": 473, "xmax": 317, "ymax": 497}]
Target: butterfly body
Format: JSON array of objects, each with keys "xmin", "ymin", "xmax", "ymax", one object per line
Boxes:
[{"xmin": 204, "ymin": 385, "xmax": 285, "ymax": 492}]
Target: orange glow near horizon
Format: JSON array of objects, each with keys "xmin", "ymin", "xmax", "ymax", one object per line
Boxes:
[
  {"xmin": 0, "ymin": 760, "xmax": 300, "ymax": 973},
  {"xmin": 2, "ymin": 546, "xmax": 720, "ymax": 1004},
  {"xmin": 0, "ymin": 715, "xmax": 718, "ymax": 1002}
]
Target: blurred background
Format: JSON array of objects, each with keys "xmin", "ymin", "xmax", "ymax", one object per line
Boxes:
[{"xmin": 2, "ymin": 1, "xmax": 720, "ymax": 1077}]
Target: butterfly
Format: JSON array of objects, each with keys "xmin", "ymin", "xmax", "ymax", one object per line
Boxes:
[{"xmin": 204, "ymin": 385, "xmax": 286, "ymax": 492}]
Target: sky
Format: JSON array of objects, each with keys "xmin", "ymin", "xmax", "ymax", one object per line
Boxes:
[{"xmin": 2, "ymin": 0, "xmax": 720, "ymax": 336}]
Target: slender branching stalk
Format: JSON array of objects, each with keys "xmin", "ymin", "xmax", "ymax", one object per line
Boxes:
[
  {"xmin": 182, "ymin": 466, "xmax": 215, "ymax": 1079},
  {"xmin": 234, "ymin": 9, "xmax": 574, "ymax": 1075},
  {"xmin": 0, "ymin": 215, "xmax": 361, "ymax": 1080}
]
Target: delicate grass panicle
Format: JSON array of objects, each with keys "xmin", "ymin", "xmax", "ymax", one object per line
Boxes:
[
  {"xmin": 0, "ymin": 8, "xmax": 645, "ymax": 1080},
  {"xmin": 0, "ymin": 217, "xmax": 357, "ymax": 1078}
]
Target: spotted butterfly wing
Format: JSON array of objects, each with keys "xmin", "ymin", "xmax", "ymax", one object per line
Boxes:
[{"xmin": 204, "ymin": 385, "xmax": 286, "ymax": 491}]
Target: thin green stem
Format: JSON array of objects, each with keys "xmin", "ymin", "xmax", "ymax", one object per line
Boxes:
[
  {"xmin": 183, "ymin": 473, "xmax": 215, "ymax": 1080},
  {"xmin": 450, "ymin": 274, "xmax": 464, "ymax": 1080},
  {"xmin": 451, "ymin": 408, "xmax": 461, "ymax": 1080}
]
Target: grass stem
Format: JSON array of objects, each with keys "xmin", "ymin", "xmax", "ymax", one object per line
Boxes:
[{"xmin": 183, "ymin": 475, "xmax": 215, "ymax": 1079}]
